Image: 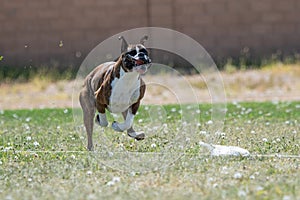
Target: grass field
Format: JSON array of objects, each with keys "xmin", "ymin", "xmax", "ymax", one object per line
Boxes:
[{"xmin": 0, "ymin": 101, "xmax": 299, "ymax": 199}]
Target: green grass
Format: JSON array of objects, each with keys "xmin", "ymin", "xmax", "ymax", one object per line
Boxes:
[{"xmin": 0, "ymin": 102, "xmax": 299, "ymax": 199}]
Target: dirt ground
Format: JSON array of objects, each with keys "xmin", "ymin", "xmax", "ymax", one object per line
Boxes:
[{"xmin": 1, "ymin": 65, "xmax": 299, "ymax": 110}]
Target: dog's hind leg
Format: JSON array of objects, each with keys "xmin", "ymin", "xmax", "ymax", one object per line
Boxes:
[{"xmin": 79, "ymin": 90, "xmax": 95, "ymax": 151}]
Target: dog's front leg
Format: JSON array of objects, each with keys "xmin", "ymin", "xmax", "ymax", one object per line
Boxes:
[
  {"xmin": 95, "ymin": 102, "xmax": 109, "ymax": 127},
  {"xmin": 121, "ymin": 110, "xmax": 145, "ymax": 140},
  {"xmin": 112, "ymin": 108, "xmax": 134, "ymax": 132},
  {"xmin": 95, "ymin": 112, "xmax": 109, "ymax": 127}
]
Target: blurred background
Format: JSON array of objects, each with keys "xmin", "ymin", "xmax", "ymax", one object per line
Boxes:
[
  {"xmin": 1, "ymin": 0, "xmax": 300, "ymax": 76},
  {"xmin": 0, "ymin": 0, "xmax": 299, "ymax": 108}
]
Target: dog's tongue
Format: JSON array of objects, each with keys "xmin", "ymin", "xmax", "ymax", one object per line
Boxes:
[{"xmin": 135, "ymin": 59, "xmax": 144, "ymax": 65}]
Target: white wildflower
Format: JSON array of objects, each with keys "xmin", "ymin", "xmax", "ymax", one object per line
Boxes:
[
  {"xmin": 206, "ymin": 120, "xmax": 213, "ymax": 125},
  {"xmin": 249, "ymin": 175, "xmax": 255, "ymax": 180},
  {"xmin": 106, "ymin": 181, "xmax": 115, "ymax": 186},
  {"xmin": 106, "ymin": 176, "xmax": 121, "ymax": 186},
  {"xmin": 283, "ymin": 195, "xmax": 292, "ymax": 200},
  {"xmin": 86, "ymin": 170, "xmax": 92, "ymax": 175},
  {"xmin": 256, "ymin": 186, "xmax": 263, "ymax": 191},
  {"xmin": 112, "ymin": 176, "xmax": 120, "ymax": 183},
  {"xmin": 199, "ymin": 130, "xmax": 207, "ymax": 135},
  {"xmin": 233, "ymin": 172, "xmax": 243, "ymax": 179},
  {"xmin": 33, "ymin": 141, "xmax": 39, "ymax": 147},
  {"xmin": 130, "ymin": 171, "xmax": 136, "ymax": 177},
  {"xmin": 238, "ymin": 190, "xmax": 247, "ymax": 197},
  {"xmin": 151, "ymin": 143, "xmax": 157, "ymax": 148},
  {"xmin": 171, "ymin": 108, "xmax": 176, "ymax": 112}
]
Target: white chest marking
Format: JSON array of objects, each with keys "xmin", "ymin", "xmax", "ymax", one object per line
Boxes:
[{"xmin": 108, "ymin": 69, "xmax": 141, "ymax": 113}]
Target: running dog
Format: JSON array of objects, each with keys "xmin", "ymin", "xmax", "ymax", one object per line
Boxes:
[{"xmin": 79, "ymin": 36, "xmax": 151, "ymax": 150}]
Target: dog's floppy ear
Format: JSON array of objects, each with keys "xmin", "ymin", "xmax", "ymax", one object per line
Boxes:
[
  {"xmin": 140, "ymin": 35, "xmax": 148, "ymax": 45},
  {"xmin": 118, "ymin": 36, "xmax": 128, "ymax": 53}
]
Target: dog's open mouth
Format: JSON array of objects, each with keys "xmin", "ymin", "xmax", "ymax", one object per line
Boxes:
[
  {"xmin": 132, "ymin": 58, "xmax": 151, "ymax": 74},
  {"xmin": 135, "ymin": 59, "xmax": 145, "ymax": 66},
  {"xmin": 125, "ymin": 53, "xmax": 151, "ymax": 74},
  {"xmin": 134, "ymin": 63, "xmax": 151, "ymax": 74}
]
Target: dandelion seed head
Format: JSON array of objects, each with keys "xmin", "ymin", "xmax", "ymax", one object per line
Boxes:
[
  {"xmin": 33, "ymin": 141, "xmax": 39, "ymax": 147},
  {"xmin": 206, "ymin": 120, "xmax": 213, "ymax": 125},
  {"xmin": 86, "ymin": 170, "xmax": 92, "ymax": 175},
  {"xmin": 233, "ymin": 172, "xmax": 243, "ymax": 179},
  {"xmin": 112, "ymin": 176, "xmax": 120, "ymax": 183}
]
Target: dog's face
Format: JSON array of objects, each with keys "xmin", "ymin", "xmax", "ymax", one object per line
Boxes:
[
  {"xmin": 122, "ymin": 44, "xmax": 151, "ymax": 74},
  {"xmin": 119, "ymin": 36, "xmax": 151, "ymax": 74}
]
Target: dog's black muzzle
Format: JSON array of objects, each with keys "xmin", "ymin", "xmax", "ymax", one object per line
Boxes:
[
  {"xmin": 128, "ymin": 52, "xmax": 151, "ymax": 66},
  {"xmin": 124, "ymin": 51, "xmax": 151, "ymax": 72}
]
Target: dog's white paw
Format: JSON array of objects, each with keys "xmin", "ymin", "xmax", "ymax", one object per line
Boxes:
[
  {"xmin": 112, "ymin": 121, "xmax": 124, "ymax": 132},
  {"xmin": 95, "ymin": 114, "xmax": 108, "ymax": 127},
  {"xmin": 128, "ymin": 131, "xmax": 145, "ymax": 140}
]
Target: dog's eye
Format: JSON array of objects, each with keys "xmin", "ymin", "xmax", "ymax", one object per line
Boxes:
[
  {"xmin": 127, "ymin": 50, "xmax": 137, "ymax": 56},
  {"xmin": 139, "ymin": 49, "xmax": 148, "ymax": 55}
]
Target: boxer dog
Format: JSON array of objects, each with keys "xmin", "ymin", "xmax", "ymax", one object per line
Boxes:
[{"xmin": 79, "ymin": 36, "xmax": 151, "ymax": 150}]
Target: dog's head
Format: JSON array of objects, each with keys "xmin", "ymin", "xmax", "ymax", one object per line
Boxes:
[{"xmin": 119, "ymin": 36, "xmax": 151, "ymax": 74}]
